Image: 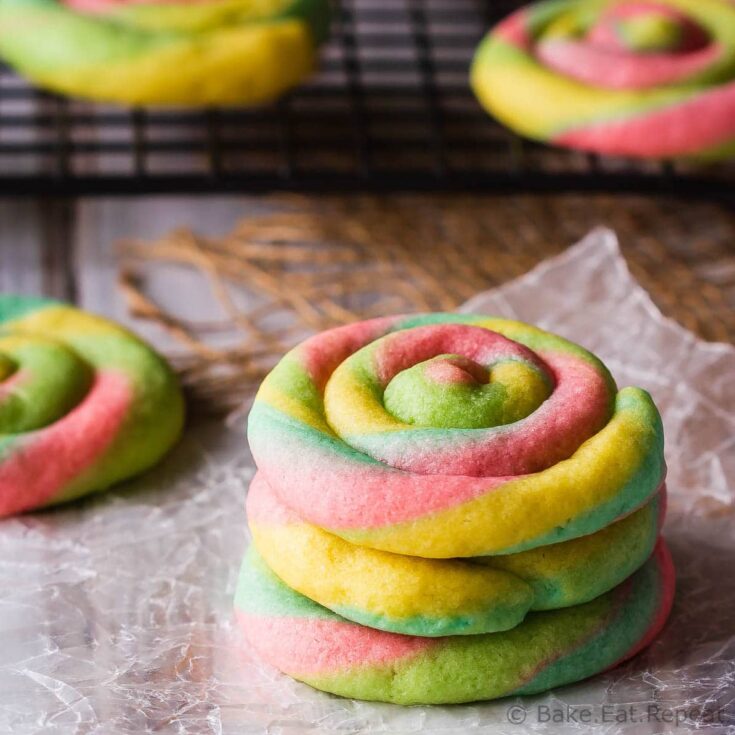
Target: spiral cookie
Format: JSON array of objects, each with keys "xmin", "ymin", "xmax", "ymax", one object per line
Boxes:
[
  {"xmin": 471, "ymin": 0, "xmax": 735, "ymax": 159},
  {"xmin": 241, "ymin": 313, "xmax": 672, "ymax": 702},
  {"xmin": 0, "ymin": 0, "xmax": 331, "ymax": 105},
  {"xmin": 248, "ymin": 314, "xmax": 665, "ymax": 558},
  {"xmin": 0, "ymin": 295, "xmax": 184, "ymax": 516},
  {"xmin": 248, "ymin": 471, "xmax": 666, "ymax": 636},
  {"xmin": 236, "ymin": 542, "xmax": 675, "ymax": 705}
]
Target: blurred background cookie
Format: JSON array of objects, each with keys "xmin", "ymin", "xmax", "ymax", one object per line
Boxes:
[{"xmin": 0, "ymin": 0, "xmax": 331, "ymax": 105}]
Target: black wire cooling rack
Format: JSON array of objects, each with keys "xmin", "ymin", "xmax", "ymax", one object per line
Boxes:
[{"xmin": 0, "ymin": 0, "xmax": 733, "ymax": 198}]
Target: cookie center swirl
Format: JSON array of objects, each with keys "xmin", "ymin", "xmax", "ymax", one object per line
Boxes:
[
  {"xmin": 586, "ymin": 3, "xmax": 709, "ymax": 54},
  {"xmin": 324, "ymin": 324, "xmax": 557, "ymax": 474},
  {"xmin": 383, "ymin": 354, "xmax": 551, "ymax": 430},
  {"xmin": 0, "ymin": 335, "xmax": 92, "ymax": 433},
  {"xmin": 534, "ymin": 1, "xmax": 719, "ymax": 90}
]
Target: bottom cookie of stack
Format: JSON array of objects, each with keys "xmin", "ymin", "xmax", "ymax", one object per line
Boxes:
[{"xmin": 235, "ymin": 541, "xmax": 674, "ymax": 705}]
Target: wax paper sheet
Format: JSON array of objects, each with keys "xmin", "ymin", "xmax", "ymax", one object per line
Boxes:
[{"xmin": 0, "ymin": 229, "xmax": 733, "ymax": 735}]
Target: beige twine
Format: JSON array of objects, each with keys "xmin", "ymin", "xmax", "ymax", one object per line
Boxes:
[{"xmin": 116, "ymin": 194, "xmax": 735, "ymax": 414}]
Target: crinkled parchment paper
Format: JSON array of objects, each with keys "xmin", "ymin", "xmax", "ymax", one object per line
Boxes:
[{"xmin": 0, "ymin": 229, "xmax": 732, "ymax": 735}]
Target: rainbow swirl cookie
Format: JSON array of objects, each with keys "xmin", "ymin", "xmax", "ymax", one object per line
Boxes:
[
  {"xmin": 471, "ymin": 0, "xmax": 735, "ymax": 159},
  {"xmin": 240, "ymin": 313, "xmax": 672, "ymax": 702},
  {"xmin": 248, "ymin": 314, "xmax": 665, "ymax": 558},
  {"xmin": 0, "ymin": 295, "xmax": 184, "ymax": 516},
  {"xmin": 0, "ymin": 0, "xmax": 330, "ymax": 105},
  {"xmin": 236, "ymin": 542, "xmax": 675, "ymax": 705},
  {"xmin": 249, "ymin": 471, "xmax": 666, "ymax": 636}
]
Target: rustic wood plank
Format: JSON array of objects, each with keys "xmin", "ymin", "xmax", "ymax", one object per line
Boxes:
[
  {"xmin": 0, "ymin": 200, "xmax": 46, "ymax": 296},
  {"xmin": 39, "ymin": 199, "xmax": 77, "ymax": 300}
]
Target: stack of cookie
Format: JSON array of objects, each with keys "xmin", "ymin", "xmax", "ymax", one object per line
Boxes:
[{"xmin": 237, "ymin": 314, "xmax": 674, "ymax": 705}]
